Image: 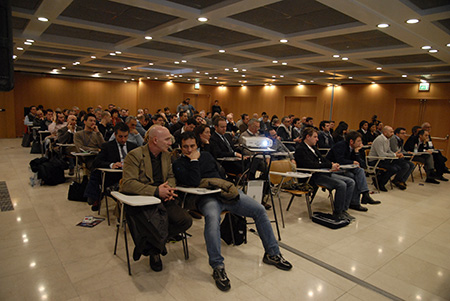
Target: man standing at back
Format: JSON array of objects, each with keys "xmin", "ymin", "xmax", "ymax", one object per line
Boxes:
[{"xmin": 120, "ymin": 125, "xmax": 192, "ymax": 272}]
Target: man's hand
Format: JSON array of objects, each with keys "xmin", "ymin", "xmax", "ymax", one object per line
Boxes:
[
  {"xmin": 426, "ymin": 149, "xmax": 433, "ymax": 154},
  {"xmin": 186, "ymin": 149, "xmax": 200, "ymax": 160},
  {"xmin": 353, "ymin": 161, "xmax": 360, "ymax": 167},
  {"xmin": 235, "ymin": 152, "xmax": 242, "ymax": 158},
  {"xmin": 130, "ymin": 129, "xmax": 138, "ymax": 135},
  {"xmin": 294, "ymin": 137, "xmax": 301, "ymax": 143},
  {"xmin": 159, "ymin": 182, "xmax": 178, "ymax": 201},
  {"xmin": 93, "ymin": 125, "xmax": 99, "ymax": 132},
  {"xmin": 111, "ymin": 162, "xmax": 123, "ymax": 169},
  {"xmin": 330, "ymin": 163, "xmax": 340, "ymax": 171},
  {"xmin": 395, "ymin": 151, "xmax": 404, "ymax": 158}
]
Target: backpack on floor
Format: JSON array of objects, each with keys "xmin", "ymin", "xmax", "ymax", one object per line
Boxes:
[
  {"xmin": 220, "ymin": 213, "xmax": 247, "ymax": 245},
  {"xmin": 311, "ymin": 212, "xmax": 349, "ymax": 229},
  {"xmin": 68, "ymin": 175, "xmax": 88, "ymax": 202}
]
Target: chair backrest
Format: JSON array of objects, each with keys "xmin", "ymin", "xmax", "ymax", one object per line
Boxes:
[{"xmin": 270, "ymin": 159, "xmax": 295, "ymax": 184}]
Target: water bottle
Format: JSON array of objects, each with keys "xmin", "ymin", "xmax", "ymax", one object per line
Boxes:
[{"xmin": 414, "ymin": 143, "xmax": 418, "ymax": 153}]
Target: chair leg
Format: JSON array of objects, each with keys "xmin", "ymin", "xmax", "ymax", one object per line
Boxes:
[
  {"xmin": 105, "ymin": 195, "xmax": 110, "ymax": 226},
  {"xmin": 182, "ymin": 232, "xmax": 189, "ymax": 260},
  {"xmin": 286, "ymin": 195, "xmax": 295, "ymax": 211},
  {"xmin": 274, "ymin": 188, "xmax": 285, "ymax": 228},
  {"xmin": 305, "ymin": 193, "xmax": 313, "ymax": 219},
  {"xmin": 418, "ymin": 165, "xmax": 424, "ymax": 179},
  {"xmin": 114, "ymin": 221, "xmax": 120, "ymax": 255},
  {"xmin": 227, "ymin": 213, "xmax": 236, "ymax": 246},
  {"xmin": 123, "ymin": 220, "xmax": 131, "ymax": 276}
]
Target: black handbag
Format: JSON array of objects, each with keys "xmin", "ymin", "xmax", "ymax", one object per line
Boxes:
[
  {"xmin": 30, "ymin": 140, "xmax": 41, "ymax": 154},
  {"xmin": 220, "ymin": 213, "xmax": 246, "ymax": 245},
  {"xmin": 68, "ymin": 175, "xmax": 88, "ymax": 202},
  {"xmin": 21, "ymin": 132, "xmax": 32, "ymax": 147}
]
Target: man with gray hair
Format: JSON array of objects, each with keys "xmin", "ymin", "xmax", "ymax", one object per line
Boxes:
[{"xmin": 369, "ymin": 126, "xmax": 412, "ymax": 191}]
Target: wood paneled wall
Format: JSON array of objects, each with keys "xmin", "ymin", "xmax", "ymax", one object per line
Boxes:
[{"xmin": 2, "ymin": 73, "xmax": 450, "ymax": 143}]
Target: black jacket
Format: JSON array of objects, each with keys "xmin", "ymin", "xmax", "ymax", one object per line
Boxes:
[
  {"xmin": 93, "ymin": 140, "xmax": 137, "ymax": 169},
  {"xmin": 210, "ymin": 131, "xmax": 236, "ymax": 159},
  {"xmin": 295, "ymin": 142, "xmax": 332, "ymax": 169},
  {"xmin": 173, "ymin": 151, "xmax": 222, "ymax": 187},
  {"xmin": 326, "ymin": 140, "xmax": 366, "ymax": 168}
]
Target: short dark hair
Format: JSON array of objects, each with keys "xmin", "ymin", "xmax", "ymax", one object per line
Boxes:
[
  {"xmin": 302, "ymin": 127, "xmax": 318, "ymax": 140},
  {"xmin": 319, "ymin": 120, "xmax": 330, "ymax": 131},
  {"xmin": 152, "ymin": 114, "xmax": 163, "ymax": 121},
  {"xmin": 213, "ymin": 116, "xmax": 226, "ymax": 126},
  {"xmin": 418, "ymin": 129, "xmax": 427, "ymax": 136},
  {"xmin": 292, "ymin": 118, "xmax": 300, "ymax": 125},
  {"xmin": 412, "ymin": 125, "xmax": 421, "ymax": 135},
  {"xmin": 179, "ymin": 110, "xmax": 188, "ymax": 117},
  {"xmin": 394, "ymin": 127, "xmax": 406, "ymax": 135},
  {"xmin": 359, "ymin": 120, "xmax": 368, "ymax": 129},
  {"xmin": 306, "ymin": 117, "xmax": 313, "ymax": 122},
  {"xmin": 241, "ymin": 113, "xmax": 248, "ymax": 120},
  {"xmin": 186, "ymin": 117, "xmax": 198, "ymax": 126},
  {"xmin": 164, "ymin": 107, "xmax": 170, "ymax": 111},
  {"xmin": 345, "ymin": 130, "xmax": 362, "ymax": 143},
  {"xmin": 114, "ymin": 122, "xmax": 129, "ymax": 134},
  {"xmin": 46, "ymin": 109, "xmax": 54, "ymax": 113},
  {"xmin": 180, "ymin": 131, "xmax": 197, "ymax": 145},
  {"xmin": 84, "ymin": 113, "xmax": 96, "ymax": 121}
]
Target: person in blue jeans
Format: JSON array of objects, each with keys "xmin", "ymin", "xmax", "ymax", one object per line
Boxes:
[{"xmin": 173, "ymin": 131, "xmax": 292, "ymax": 292}]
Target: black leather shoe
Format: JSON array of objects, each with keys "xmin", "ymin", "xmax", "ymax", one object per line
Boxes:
[
  {"xmin": 425, "ymin": 178, "xmax": 440, "ymax": 184},
  {"xmin": 212, "ymin": 266, "xmax": 231, "ymax": 291},
  {"xmin": 361, "ymin": 194, "xmax": 381, "ymax": 204},
  {"xmin": 349, "ymin": 204, "xmax": 368, "ymax": 212},
  {"xmin": 150, "ymin": 254, "xmax": 163, "ymax": 272},
  {"xmin": 393, "ymin": 180, "xmax": 406, "ymax": 190},
  {"xmin": 437, "ymin": 176, "xmax": 448, "ymax": 182}
]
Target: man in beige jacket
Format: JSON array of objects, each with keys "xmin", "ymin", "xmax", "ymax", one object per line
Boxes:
[{"xmin": 120, "ymin": 125, "xmax": 192, "ymax": 272}]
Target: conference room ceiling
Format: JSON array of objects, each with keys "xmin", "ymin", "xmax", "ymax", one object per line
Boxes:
[{"xmin": 11, "ymin": 0, "xmax": 450, "ymax": 86}]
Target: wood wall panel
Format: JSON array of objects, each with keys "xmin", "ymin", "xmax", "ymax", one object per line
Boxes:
[{"xmin": 0, "ymin": 89, "xmax": 16, "ymax": 138}]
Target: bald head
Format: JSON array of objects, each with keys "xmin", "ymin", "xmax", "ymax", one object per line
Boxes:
[
  {"xmin": 382, "ymin": 126, "xmax": 394, "ymax": 138},
  {"xmin": 421, "ymin": 122, "xmax": 431, "ymax": 132},
  {"xmin": 145, "ymin": 125, "xmax": 173, "ymax": 154}
]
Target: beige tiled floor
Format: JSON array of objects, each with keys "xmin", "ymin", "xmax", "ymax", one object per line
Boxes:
[{"xmin": 1, "ymin": 138, "xmax": 449, "ymax": 300}]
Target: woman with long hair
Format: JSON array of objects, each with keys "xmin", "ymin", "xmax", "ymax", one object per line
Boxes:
[
  {"xmin": 332, "ymin": 121, "xmax": 348, "ymax": 143},
  {"xmin": 194, "ymin": 124, "xmax": 212, "ymax": 153}
]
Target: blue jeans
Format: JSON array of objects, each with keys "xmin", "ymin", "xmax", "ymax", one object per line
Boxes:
[
  {"xmin": 197, "ymin": 190, "xmax": 279, "ymax": 269},
  {"xmin": 341, "ymin": 167, "xmax": 368, "ymax": 206},
  {"xmin": 312, "ymin": 173, "xmax": 355, "ymax": 212}
]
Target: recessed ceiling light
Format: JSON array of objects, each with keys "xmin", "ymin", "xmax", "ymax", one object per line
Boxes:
[
  {"xmin": 205, "ymin": 72, "xmax": 209, "ymax": 75},
  {"xmin": 319, "ymin": 70, "xmax": 324, "ymax": 73},
  {"xmin": 406, "ymin": 19, "xmax": 420, "ymax": 24},
  {"xmin": 280, "ymin": 75, "xmax": 284, "ymax": 78},
  {"xmin": 196, "ymin": 71, "xmax": 200, "ymax": 74},
  {"xmin": 446, "ymin": 43, "xmax": 450, "ymax": 47},
  {"xmin": 145, "ymin": 36, "xmax": 152, "ymax": 40},
  {"xmin": 377, "ymin": 23, "xmax": 389, "ymax": 28},
  {"xmin": 242, "ymin": 75, "xmax": 246, "ymax": 77},
  {"xmin": 219, "ymin": 49, "xmax": 225, "ymax": 53},
  {"xmin": 109, "ymin": 53, "xmax": 116, "ymax": 56},
  {"xmin": 24, "ymin": 42, "xmax": 32, "ymax": 45},
  {"xmin": 333, "ymin": 54, "xmax": 340, "ymax": 58},
  {"xmin": 234, "ymin": 69, "xmax": 239, "ymax": 72},
  {"xmin": 115, "ymin": 51, "xmax": 121, "ymax": 54},
  {"xmin": 224, "ymin": 68, "xmax": 229, "ymax": 71},
  {"xmin": 123, "ymin": 68, "xmax": 127, "ymax": 70},
  {"xmin": 26, "ymin": 39, "xmax": 34, "ymax": 43},
  {"xmin": 376, "ymin": 67, "xmax": 382, "ymax": 70},
  {"xmin": 52, "ymin": 69, "xmax": 58, "ymax": 72},
  {"xmin": 181, "ymin": 60, "xmax": 187, "ymax": 63},
  {"xmin": 17, "ymin": 47, "xmax": 24, "ymax": 50},
  {"xmin": 281, "ymin": 62, "xmax": 287, "ymax": 65},
  {"xmin": 310, "ymin": 80, "xmax": 314, "ymax": 82},
  {"xmin": 61, "ymin": 67, "xmax": 66, "ymax": 69},
  {"xmin": 420, "ymin": 79, "xmax": 427, "ymax": 83},
  {"xmin": 348, "ymin": 77, "xmax": 353, "ymax": 79},
  {"xmin": 197, "ymin": 17, "xmax": 208, "ymax": 22},
  {"xmin": 242, "ymin": 69, "xmax": 247, "ymax": 72},
  {"xmin": 421, "ymin": 45, "xmax": 431, "ymax": 50},
  {"xmin": 272, "ymin": 60, "xmax": 278, "ymax": 63},
  {"xmin": 342, "ymin": 57, "xmax": 348, "ymax": 60},
  {"xmin": 92, "ymin": 73, "xmax": 100, "ymax": 78},
  {"xmin": 371, "ymin": 82, "xmax": 376, "ymax": 84},
  {"xmin": 213, "ymin": 76, "xmax": 217, "ymax": 79},
  {"xmin": 428, "ymin": 49, "xmax": 438, "ymax": 53},
  {"xmin": 91, "ymin": 56, "xmax": 96, "ymax": 59},
  {"xmin": 38, "ymin": 17, "xmax": 48, "ymax": 22},
  {"xmin": 280, "ymin": 39, "xmax": 288, "ymax": 43},
  {"xmin": 149, "ymin": 62, "xmax": 153, "ymax": 65},
  {"xmin": 402, "ymin": 74, "xmax": 407, "ymax": 77},
  {"xmin": 272, "ymin": 75, "xmax": 276, "ymax": 78},
  {"xmin": 107, "ymin": 70, "xmax": 111, "ymax": 73},
  {"xmin": 174, "ymin": 61, "xmax": 180, "ymax": 64},
  {"xmin": 127, "ymin": 67, "xmax": 131, "ymax": 70}
]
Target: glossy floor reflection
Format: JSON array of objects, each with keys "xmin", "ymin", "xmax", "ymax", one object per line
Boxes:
[{"xmin": 1, "ymin": 138, "xmax": 449, "ymax": 300}]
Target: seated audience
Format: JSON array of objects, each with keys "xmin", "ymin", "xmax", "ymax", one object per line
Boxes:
[
  {"xmin": 109, "ymin": 116, "xmax": 144, "ymax": 147},
  {"xmin": 404, "ymin": 129, "xmax": 448, "ymax": 182},
  {"xmin": 259, "ymin": 113, "xmax": 271, "ymax": 135},
  {"xmin": 226, "ymin": 113, "xmax": 238, "ymax": 134},
  {"xmin": 366, "ymin": 122, "xmax": 378, "ymax": 144},
  {"xmin": 368, "ymin": 126, "xmax": 413, "ymax": 191},
  {"xmin": 317, "ymin": 120, "xmax": 334, "ymax": 149},
  {"xmin": 57, "ymin": 115, "xmax": 81, "ymax": 175},
  {"xmin": 74, "ymin": 113, "xmax": 105, "ymax": 169},
  {"xmin": 173, "ymin": 117, "xmax": 198, "ymax": 148},
  {"xmin": 332, "ymin": 121, "xmax": 348, "ymax": 143},
  {"xmin": 194, "ymin": 124, "xmax": 212, "ymax": 153},
  {"xmin": 295, "ymin": 127, "xmax": 356, "ymax": 222},
  {"xmin": 236, "ymin": 113, "xmax": 249, "ymax": 134},
  {"xmin": 136, "ymin": 114, "xmax": 150, "ymax": 137},
  {"xmin": 173, "ymin": 131, "xmax": 292, "ymax": 291},
  {"xmin": 48, "ymin": 112, "xmax": 67, "ymax": 137},
  {"xmin": 357, "ymin": 120, "xmax": 370, "ymax": 145},
  {"xmin": 24, "ymin": 105, "xmax": 37, "ymax": 126},
  {"xmin": 170, "ymin": 110, "xmax": 188, "ymax": 134},
  {"xmin": 84, "ymin": 123, "xmax": 138, "ymax": 210},
  {"xmin": 98, "ymin": 111, "xmax": 114, "ymax": 141},
  {"xmin": 276, "ymin": 116, "xmax": 295, "ymax": 151},
  {"xmin": 291, "ymin": 117, "xmax": 302, "ymax": 141},
  {"xmin": 267, "ymin": 129, "xmax": 295, "ymax": 163},
  {"xmin": 421, "ymin": 122, "xmax": 449, "ymax": 177},
  {"xmin": 327, "ymin": 131, "xmax": 380, "ymax": 209},
  {"xmin": 120, "ymin": 125, "xmax": 192, "ymax": 272},
  {"xmin": 389, "ymin": 127, "xmax": 422, "ymax": 182}
]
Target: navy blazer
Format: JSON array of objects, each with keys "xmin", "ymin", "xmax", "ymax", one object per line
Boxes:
[
  {"xmin": 326, "ymin": 140, "xmax": 366, "ymax": 168},
  {"xmin": 295, "ymin": 142, "xmax": 332, "ymax": 169},
  {"xmin": 93, "ymin": 140, "xmax": 137, "ymax": 169}
]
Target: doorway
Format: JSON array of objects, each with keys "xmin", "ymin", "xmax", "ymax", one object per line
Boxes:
[{"xmin": 183, "ymin": 93, "xmax": 211, "ymax": 113}]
